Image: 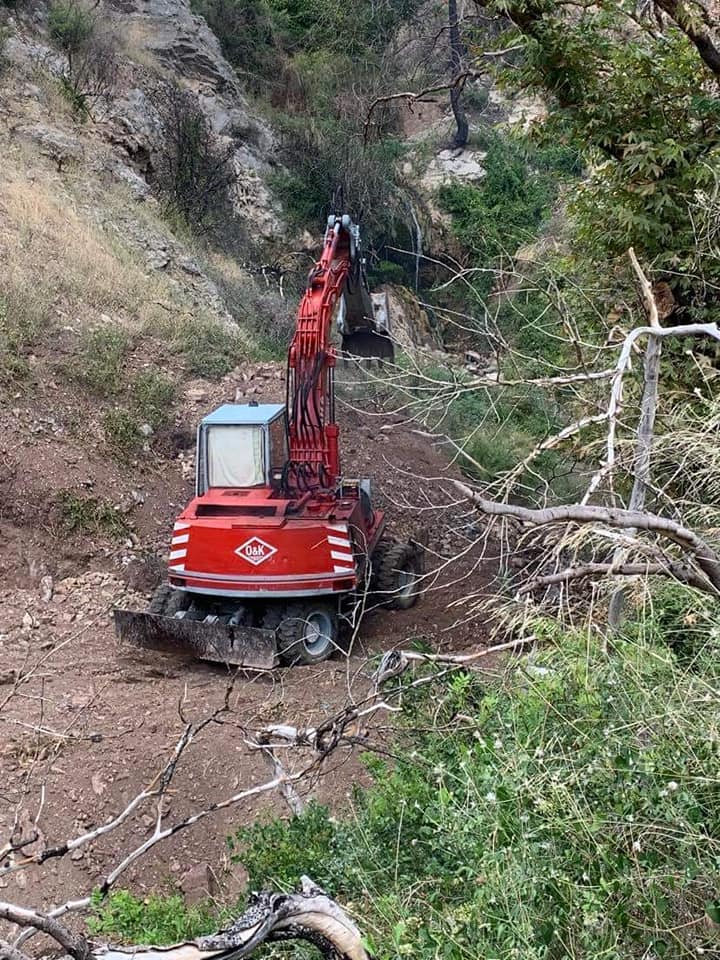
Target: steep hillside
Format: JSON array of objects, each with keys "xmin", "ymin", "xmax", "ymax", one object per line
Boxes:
[{"xmin": 0, "ymin": 0, "xmax": 499, "ymax": 905}]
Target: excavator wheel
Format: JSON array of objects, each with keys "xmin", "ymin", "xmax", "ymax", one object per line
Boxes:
[
  {"xmin": 267, "ymin": 603, "xmax": 340, "ymax": 666},
  {"xmin": 148, "ymin": 584, "xmax": 190, "ymax": 617},
  {"xmin": 373, "ymin": 540, "xmax": 422, "ymax": 610}
]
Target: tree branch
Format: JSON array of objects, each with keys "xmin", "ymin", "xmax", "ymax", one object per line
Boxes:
[
  {"xmin": 453, "ymin": 479, "xmax": 720, "ymax": 595},
  {"xmin": 0, "ymin": 904, "xmax": 89, "ymax": 960}
]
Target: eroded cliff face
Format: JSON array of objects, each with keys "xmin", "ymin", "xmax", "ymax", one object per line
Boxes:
[
  {"xmin": 104, "ymin": 0, "xmax": 280, "ymax": 237},
  {"xmin": 4, "ymin": 0, "xmax": 281, "ymax": 245}
]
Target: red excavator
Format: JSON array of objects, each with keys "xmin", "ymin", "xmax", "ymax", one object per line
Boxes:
[{"xmin": 114, "ymin": 213, "xmax": 422, "ymax": 668}]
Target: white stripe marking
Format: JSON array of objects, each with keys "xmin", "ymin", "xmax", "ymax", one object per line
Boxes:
[
  {"xmin": 333, "ymin": 565, "xmax": 355, "ymax": 574},
  {"xmin": 169, "ymin": 549, "xmax": 187, "ymax": 561},
  {"xmin": 326, "ymin": 523, "xmax": 347, "ymax": 533},
  {"xmin": 327, "ymin": 535, "xmax": 352, "ymax": 549},
  {"xmin": 172, "ymin": 534, "xmax": 190, "ymax": 545},
  {"xmin": 330, "ymin": 550, "xmax": 354, "ymax": 563},
  {"xmin": 169, "ymin": 563, "xmax": 186, "ymax": 571},
  {"xmin": 174, "ymin": 522, "xmax": 191, "ymax": 531}
]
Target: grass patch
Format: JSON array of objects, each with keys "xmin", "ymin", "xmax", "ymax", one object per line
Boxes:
[
  {"xmin": 56, "ymin": 490, "xmax": 128, "ymax": 538},
  {"xmin": 71, "ymin": 327, "xmax": 129, "ymax": 396},
  {"xmin": 88, "ymin": 890, "xmax": 218, "ymax": 944},
  {"xmin": 0, "ymin": 293, "xmax": 41, "ymax": 384},
  {"xmin": 102, "ymin": 371, "xmax": 177, "ymax": 459},
  {"xmin": 147, "ymin": 312, "xmax": 250, "ymax": 380},
  {"xmin": 0, "ymin": 177, "xmax": 165, "ymax": 318}
]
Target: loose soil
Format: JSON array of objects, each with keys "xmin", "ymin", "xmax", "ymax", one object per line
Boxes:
[{"xmin": 0, "ymin": 361, "xmax": 495, "ymax": 917}]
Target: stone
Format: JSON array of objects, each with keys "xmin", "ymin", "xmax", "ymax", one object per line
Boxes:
[
  {"xmin": 179, "ymin": 862, "xmax": 220, "ymax": 904},
  {"xmin": 16, "ymin": 123, "xmax": 84, "ymax": 164},
  {"xmin": 422, "ymin": 148, "xmax": 487, "ymax": 190},
  {"xmin": 187, "ymin": 386, "xmax": 208, "ymax": 402},
  {"xmin": 39, "ymin": 576, "xmax": 54, "ymax": 602}
]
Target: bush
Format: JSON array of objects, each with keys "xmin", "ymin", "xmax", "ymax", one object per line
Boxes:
[
  {"xmin": 367, "ymin": 259, "xmax": 408, "ymax": 287},
  {"xmin": 439, "ymin": 130, "xmax": 567, "ymax": 298},
  {"xmin": 48, "ymin": 0, "xmax": 119, "ymax": 115},
  {"xmin": 131, "ymin": 370, "xmax": 176, "ymax": 429},
  {"xmin": 102, "ymin": 408, "xmax": 143, "ymax": 458},
  {"xmin": 175, "ymin": 319, "xmax": 247, "ymax": 379},
  {"xmin": 153, "ymin": 84, "xmax": 234, "ymax": 234},
  {"xmin": 189, "ymin": 0, "xmax": 280, "ymax": 90},
  {"xmin": 56, "ymin": 490, "xmax": 128, "ymax": 538},
  {"xmin": 229, "ymin": 801, "xmax": 338, "ymax": 892}
]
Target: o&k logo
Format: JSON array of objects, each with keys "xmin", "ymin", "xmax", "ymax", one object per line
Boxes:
[{"xmin": 235, "ymin": 536, "xmax": 277, "ymax": 566}]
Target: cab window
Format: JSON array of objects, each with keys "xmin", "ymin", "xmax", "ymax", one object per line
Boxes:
[{"xmin": 207, "ymin": 425, "xmax": 265, "ymax": 488}]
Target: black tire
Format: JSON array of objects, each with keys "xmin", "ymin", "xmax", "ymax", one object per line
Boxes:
[
  {"xmin": 374, "ymin": 540, "xmax": 421, "ymax": 610},
  {"xmin": 148, "ymin": 584, "xmax": 189, "ymax": 617},
  {"xmin": 275, "ymin": 603, "xmax": 340, "ymax": 666}
]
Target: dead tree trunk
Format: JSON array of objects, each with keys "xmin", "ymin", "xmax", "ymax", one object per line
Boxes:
[
  {"xmin": 449, "ymin": 0, "xmax": 469, "ymax": 147},
  {"xmin": 608, "ymin": 249, "xmax": 663, "ymax": 628}
]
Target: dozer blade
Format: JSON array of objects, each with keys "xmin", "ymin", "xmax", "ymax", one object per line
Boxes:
[{"xmin": 113, "ymin": 610, "xmax": 279, "ymax": 669}]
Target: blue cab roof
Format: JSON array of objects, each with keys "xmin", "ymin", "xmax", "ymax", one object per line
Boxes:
[{"xmin": 201, "ymin": 403, "xmax": 285, "ymax": 426}]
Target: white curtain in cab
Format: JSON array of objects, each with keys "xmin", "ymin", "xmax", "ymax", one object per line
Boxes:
[{"xmin": 208, "ymin": 426, "xmax": 265, "ymax": 488}]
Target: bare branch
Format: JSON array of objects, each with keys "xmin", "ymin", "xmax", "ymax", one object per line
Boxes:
[
  {"xmin": 0, "ymin": 903, "xmax": 89, "ymax": 960},
  {"xmin": 454, "ymin": 479, "xmax": 720, "ymax": 595},
  {"xmin": 97, "ymin": 877, "xmax": 370, "ymax": 960},
  {"xmin": 515, "ymin": 561, "xmax": 709, "ymax": 597}
]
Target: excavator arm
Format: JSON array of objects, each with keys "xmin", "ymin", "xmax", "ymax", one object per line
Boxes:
[{"xmin": 285, "ymin": 214, "xmax": 392, "ymax": 495}]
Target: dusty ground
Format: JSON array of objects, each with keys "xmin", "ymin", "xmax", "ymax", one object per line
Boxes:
[{"xmin": 0, "ymin": 361, "xmax": 494, "ymax": 917}]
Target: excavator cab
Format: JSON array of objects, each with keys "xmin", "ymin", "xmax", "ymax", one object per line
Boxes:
[{"xmin": 195, "ymin": 404, "xmax": 288, "ymax": 497}]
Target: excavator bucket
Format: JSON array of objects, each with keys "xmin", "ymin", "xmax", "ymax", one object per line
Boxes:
[
  {"xmin": 340, "ymin": 291, "xmax": 394, "ymax": 363},
  {"xmin": 340, "ymin": 329, "xmax": 395, "ymax": 362},
  {"xmin": 113, "ymin": 610, "xmax": 279, "ymax": 669}
]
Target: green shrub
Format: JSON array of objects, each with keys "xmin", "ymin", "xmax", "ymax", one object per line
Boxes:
[
  {"xmin": 48, "ymin": 0, "xmax": 94, "ymax": 51},
  {"xmin": 367, "ymin": 259, "xmax": 407, "ymax": 287},
  {"xmin": 439, "ymin": 130, "xmax": 570, "ymax": 299},
  {"xmin": 48, "ymin": 0, "xmax": 118, "ymax": 115},
  {"xmin": 231, "ymin": 633, "xmax": 720, "ymax": 959},
  {"xmin": 102, "ymin": 408, "xmax": 142, "ymax": 458},
  {"xmin": 71, "ymin": 327, "xmax": 129, "ymax": 396},
  {"xmin": 229, "ymin": 801, "xmax": 338, "ymax": 892},
  {"xmin": 88, "ymin": 890, "xmax": 217, "ymax": 944},
  {"xmin": 56, "ymin": 490, "xmax": 128, "ymax": 538},
  {"xmin": 131, "ymin": 370, "xmax": 176, "ymax": 429}
]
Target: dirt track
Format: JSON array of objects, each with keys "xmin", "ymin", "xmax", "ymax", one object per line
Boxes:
[{"xmin": 0, "ymin": 362, "xmax": 493, "ymax": 912}]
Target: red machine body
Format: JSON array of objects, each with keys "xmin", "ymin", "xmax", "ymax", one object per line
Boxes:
[{"xmin": 167, "ymin": 488, "xmax": 384, "ymax": 599}]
